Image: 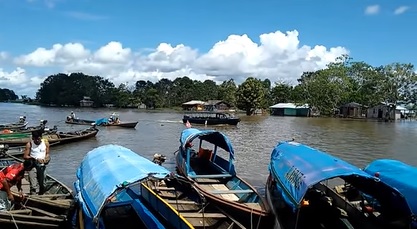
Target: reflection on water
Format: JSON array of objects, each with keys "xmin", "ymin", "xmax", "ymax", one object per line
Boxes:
[{"xmin": 2, "ymin": 102, "xmax": 417, "ymax": 190}]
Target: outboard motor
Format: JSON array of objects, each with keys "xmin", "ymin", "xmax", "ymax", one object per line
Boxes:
[{"xmin": 152, "ymin": 154, "xmax": 167, "ymax": 165}]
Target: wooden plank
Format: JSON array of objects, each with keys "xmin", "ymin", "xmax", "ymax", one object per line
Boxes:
[
  {"xmin": 0, "ymin": 218, "xmax": 59, "ymax": 227},
  {"xmin": 181, "ymin": 212, "xmax": 227, "ymax": 218},
  {"xmin": 166, "ymin": 200, "xmax": 198, "ymax": 205},
  {"xmin": 211, "ymin": 189, "xmax": 253, "ymax": 194},
  {"xmin": 154, "ymin": 186, "xmax": 176, "ymax": 191},
  {"xmin": 190, "ymin": 174, "xmax": 232, "ymax": 179},
  {"xmin": 6, "ymin": 209, "xmax": 32, "ymax": 215},
  {"xmin": 25, "ymin": 206, "xmax": 60, "ymax": 218}
]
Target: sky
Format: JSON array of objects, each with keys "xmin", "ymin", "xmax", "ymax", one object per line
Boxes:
[{"xmin": 0, "ymin": 0, "xmax": 415, "ymax": 97}]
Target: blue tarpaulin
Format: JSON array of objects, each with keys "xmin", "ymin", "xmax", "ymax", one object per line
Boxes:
[
  {"xmin": 94, "ymin": 118, "xmax": 108, "ymax": 126},
  {"xmin": 364, "ymin": 159, "xmax": 417, "ymax": 221},
  {"xmin": 180, "ymin": 128, "xmax": 235, "ymax": 159},
  {"xmin": 75, "ymin": 144, "xmax": 170, "ymax": 222},
  {"xmin": 268, "ymin": 141, "xmax": 413, "ymax": 216}
]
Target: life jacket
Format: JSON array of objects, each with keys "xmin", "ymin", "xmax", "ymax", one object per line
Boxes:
[{"xmin": 0, "ymin": 163, "xmax": 24, "ymax": 190}]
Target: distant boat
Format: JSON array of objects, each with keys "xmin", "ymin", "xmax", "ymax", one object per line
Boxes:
[
  {"xmin": 266, "ymin": 140, "xmax": 414, "ymax": 229},
  {"xmin": 73, "ymin": 144, "xmax": 187, "ymax": 229},
  {"xmin": 182, "ymin": 111, "xmax": 240, "ymax": 126},
  {"xmin": 364, "ymin": 159, "xmax": 417, "ymax": 228},
  {"xmin": 0, "ymin": 153, "xmax": 74, "ymax": 228},
  {"xmin": 0, "ymin": 120, "xmax": 48, "ymax": 135},
  {"xmin": 175, "ymin": 128, "xmax": 272, "ymax": 228},
  {"xmin": 66, "ymin": 117, "xmax": 138, "ymax": 128},
  {"xmin": 0, "ymin": 126, "xmax": 99, "ymax": 147}
]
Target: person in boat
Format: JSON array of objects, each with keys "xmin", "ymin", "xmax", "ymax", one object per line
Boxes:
[
  {"xmin": 18, "ymin": 116, "xmax": 26, "ymax": 124},
  {"xmin": 67, "ymin": 111, "xmax": 76, "ymax": 121},
  {"xmin": 23, "ymin": 130, "xmax": 50, "ymax": 195},
  {"xmin": 0, "ymin": 160, "xmax": 35, "ymax": 210}
]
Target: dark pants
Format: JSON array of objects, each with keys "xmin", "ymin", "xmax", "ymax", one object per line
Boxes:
[{"xmin": 28, "ymin": 164, "xmax": 47, "ymax": 195}]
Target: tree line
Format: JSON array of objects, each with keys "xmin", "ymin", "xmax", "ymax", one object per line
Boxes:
[
  {"xmin": 0, "ymin": 88, "xmax": 18, "ymax": 102},
  {"xmin": 4, "ymin": 55, "xmax": 417, "ymax": 116}
]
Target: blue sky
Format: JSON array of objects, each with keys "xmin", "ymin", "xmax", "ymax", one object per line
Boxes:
[{"xmin": 0, "ymin": 0, "xmax": 416, "ymax": 97}]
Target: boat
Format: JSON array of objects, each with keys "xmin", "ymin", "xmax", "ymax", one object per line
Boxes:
[
  {"xmin": 364, "ymin": 159, "xmax": 417, "ymax": 228},
  {"xmin": 266, "ymin": 140, "xmax": 414, "ymax": 229},
  {"xmin": 141, "ymin": 172, "xmax": 247, "ymax": 229},
  {"xmin": 175, "ymin": 128, "xmax": 271, "ymax": 228},
  {"xmin": 0, "ymin": 120, "xmax": 51, "ymax": 135},
  {"xmin": 0, "ymin": 126, "xmax": 99, "ymax": 147},
  {"xmin": 66, "ymin": 117, "xmax": 138, "ymax": 128},
  {"xmin": 65, "ymin": 118, "xmax": 95, "ymax": 126},
  {"xmin": 73, "ymin": 144, "xmax": 186, "ymax": 229},
  {"xmin": 182, "ymin": 111, "xmax": 241, "ymax": 126},
  {"xmin": 0, "ymin": 152, "xmax": 74, "ymax": 229},
  {"xmin": 0, "ymin": 118, "xmax": 28, "ymax": 131}
]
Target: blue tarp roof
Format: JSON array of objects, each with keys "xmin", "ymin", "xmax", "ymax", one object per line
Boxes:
[
  {"xmin": 180, "ymin": 128, "xmax": 234, "ymax": 159},
  {"xmin": 364, "ymin": 159, "xmax": 417, "ymax": 216},
  {"xmin": 268, "ymin": 141, "xmax": 413, "ymax": 218},
  {"xmin": 76, "ymin": 144, "xmax": 170, "ymax": 221}
]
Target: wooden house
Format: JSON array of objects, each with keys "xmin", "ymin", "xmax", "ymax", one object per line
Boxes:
[
  {"xmin": 181, "ymin": 100, "xmax": 207, "ymax": 111},
  {"xmin": 79, "ymin": 96, "xmax": 93, "ymax": 107},
  {"xmin": 367, "ymin": 103, "xmax": 407, "ymax": 121},
  {"xmin": 269, "ymin": 103, "xmax": 310, "ymax": 117},
  {"xmin": 204, "ymin": 100, "xmax": 232, "ymax": 111},
  {"xmin": 339, "ymin": 102, "xmax": 365, "ymax": 118}
]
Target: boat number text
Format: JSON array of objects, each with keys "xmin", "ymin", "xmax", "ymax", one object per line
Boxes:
[{"xmin": 285, "ymin": 167, "xmax": 303, "ymax": 190}]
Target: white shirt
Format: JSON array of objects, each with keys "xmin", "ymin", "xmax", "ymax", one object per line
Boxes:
[{"xmin": 30, "ymin": 140, "xmax": 47, "ymax": 160}]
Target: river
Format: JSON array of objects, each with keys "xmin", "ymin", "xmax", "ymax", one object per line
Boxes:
[{"xmin": 2, "ymin": 102, "xmax": 417, "ymax": 191}]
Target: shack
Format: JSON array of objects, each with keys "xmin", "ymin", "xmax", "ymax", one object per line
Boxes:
[
  {"xmin": 205, "ymin": 100, "xmax": 232, "ymax": 111},
  {"xmin": 270, "ymin": 103, "xmax": 310, "ymax": 117},
  {"xmin": 182, "ymin": 100, "xmax": 206, "ymax": 111},
  {"xmin": 367, "ymin": 103, "xmax": 407, "ymax": 120},
  {"xmin": 80, "ymin": 96, "xmax": 93, "ymax": 107},
  {"xmin": 339, "ymin": 102, "xmax": 365, "ymax": 118}
]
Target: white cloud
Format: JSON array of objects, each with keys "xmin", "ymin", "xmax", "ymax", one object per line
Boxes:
[
  {"xmin": 0, "ymin": 68, "xmax": 44, "ymax": 96},
  {"xmin": 8, "ymin": 29, "xmax": 348, "ymax": 97},
  {"xmin": 365, "ymin": 5, "xmax": 380, "ymax": 15},
  {"xmin": 394, "ymin": 6, "xmax": 410, "ymax": 15}
]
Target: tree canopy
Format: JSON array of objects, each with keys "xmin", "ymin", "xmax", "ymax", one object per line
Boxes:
[{"xmin": 1, "ymin": 55, "xmax": 414, "ymax": 116}]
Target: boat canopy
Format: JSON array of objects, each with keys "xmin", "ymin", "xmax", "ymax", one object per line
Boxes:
[
  {"xmin": 76, "ymin": 144, "xmax": 170, "ymax": 222},
  {"xmin": 180, "ymin": 128, "xmax": 234, "ymax": 159},
  {"xmin": 364, "ymin": 159, "xmax": 417, "ymax": 217},
  {"xmin": 269, "ymin": 141, "xmax": 413, "ymax": 215}
]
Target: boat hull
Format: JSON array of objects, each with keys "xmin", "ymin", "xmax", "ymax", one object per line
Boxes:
[
  {"xmin": 66, "ymin": 118, "xmax": 138, "ymax": 128},
  {"xmin": 0, "ymin": 156, "xmax": 74, "ymax": 229},
  {"xmin": 183, "ymin": 117, "xmax": 240, "ymax": 126},
  {"xmin": 175, "ymin": 152, "xmax": 272, "ymax": 228},
  {"xmin": 0, "ymin": 127, "xmax": 98, "ymax": 147}
]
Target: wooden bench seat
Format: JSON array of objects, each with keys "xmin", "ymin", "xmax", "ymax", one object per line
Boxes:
[
  {"xmin": 190, "ymin": 174, "xmax": 232, "ymax": 179},
  {"xmin": 181, "ymin": 212, "xmax": 227, "ymax": 218},
  {"xmin": 210, "ymin": 189, "xmax": 254, "ymax": 195}
]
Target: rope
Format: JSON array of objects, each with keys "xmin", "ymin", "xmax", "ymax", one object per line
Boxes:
[{"xmin": 6, "ymin": 211, "xmax": 19, "ymax": 229}]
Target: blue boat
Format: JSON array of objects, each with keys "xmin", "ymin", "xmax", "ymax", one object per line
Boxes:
[
  {"xmin": 364, "ymin": 159, "xmax": 417, "ymax": 228},
  {"xmin": 73, "ymin": 144, "xmax": 188, "ymax": 229},
  {"xmin": 175, "ymin": 128, "xmax": 272, "ymax": 229},
  {"xmin": 266, "ymin": 140, "xmax": 414, "ymax": 229}
]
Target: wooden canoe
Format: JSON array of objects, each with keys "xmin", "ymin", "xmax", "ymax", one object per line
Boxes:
[
  {"xmin": 0, "ymin": 154, "xmax": 75, "ymax": 229},
  {"xmin": 66, "ymin": 117, "xmax": 138, "ymax": 128},
  {"xmin": 141, "ymin": 175, "xmax": 247, "ymax": 229},
  {"xmin": 0, "ymin": 122, "xmax": 28, "ymax": 131},
  {"xmin": 0, "ymin": 126, "xmax": 99, "ymax": 147}
]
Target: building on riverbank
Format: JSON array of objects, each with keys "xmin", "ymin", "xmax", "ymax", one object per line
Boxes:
[
  {"xmin": 80, "ymin": 96, "xmax": 94, "ymax": 107},
  {"xmin": 367, "ymin": 103, "xmax": 408, "ymax": 120},
  {"xmin": 339, "ymin": 102, "xmax": 366, "ymax": 118},
  {"xmin": 269, "ymin": 103, "xmax": 310, "ymax": 117}
]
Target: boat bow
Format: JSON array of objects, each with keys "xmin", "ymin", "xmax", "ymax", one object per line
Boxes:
[
  {"xmin": 75, "ymin": 144, "xmax": 170, "ymax": 223},
  {"xmin": 269, "ymin": 141, "xmax": 413, "ymax": 215}
]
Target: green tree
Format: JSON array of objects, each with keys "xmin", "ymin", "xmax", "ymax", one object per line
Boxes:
[
  {"xmin": 218, "ymin": 79, "xmax": 237, "ymax": 106},
  {"xmin": 236, "ymin": 77, "xmax": 266, "ymax": 115}
]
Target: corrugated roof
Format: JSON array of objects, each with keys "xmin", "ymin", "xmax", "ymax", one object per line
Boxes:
[{"xmin": 270, "ymin": 103, "xmax": 309, "ymax": 109}]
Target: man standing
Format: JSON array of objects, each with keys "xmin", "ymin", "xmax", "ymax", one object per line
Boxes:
[
  {"xmin": 23, "ymin": 130, "xmax": 50, "ymax": 195},
  {"xmin": 0, "ymin": 160, "xmax": 35, "ymax": 210}
]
